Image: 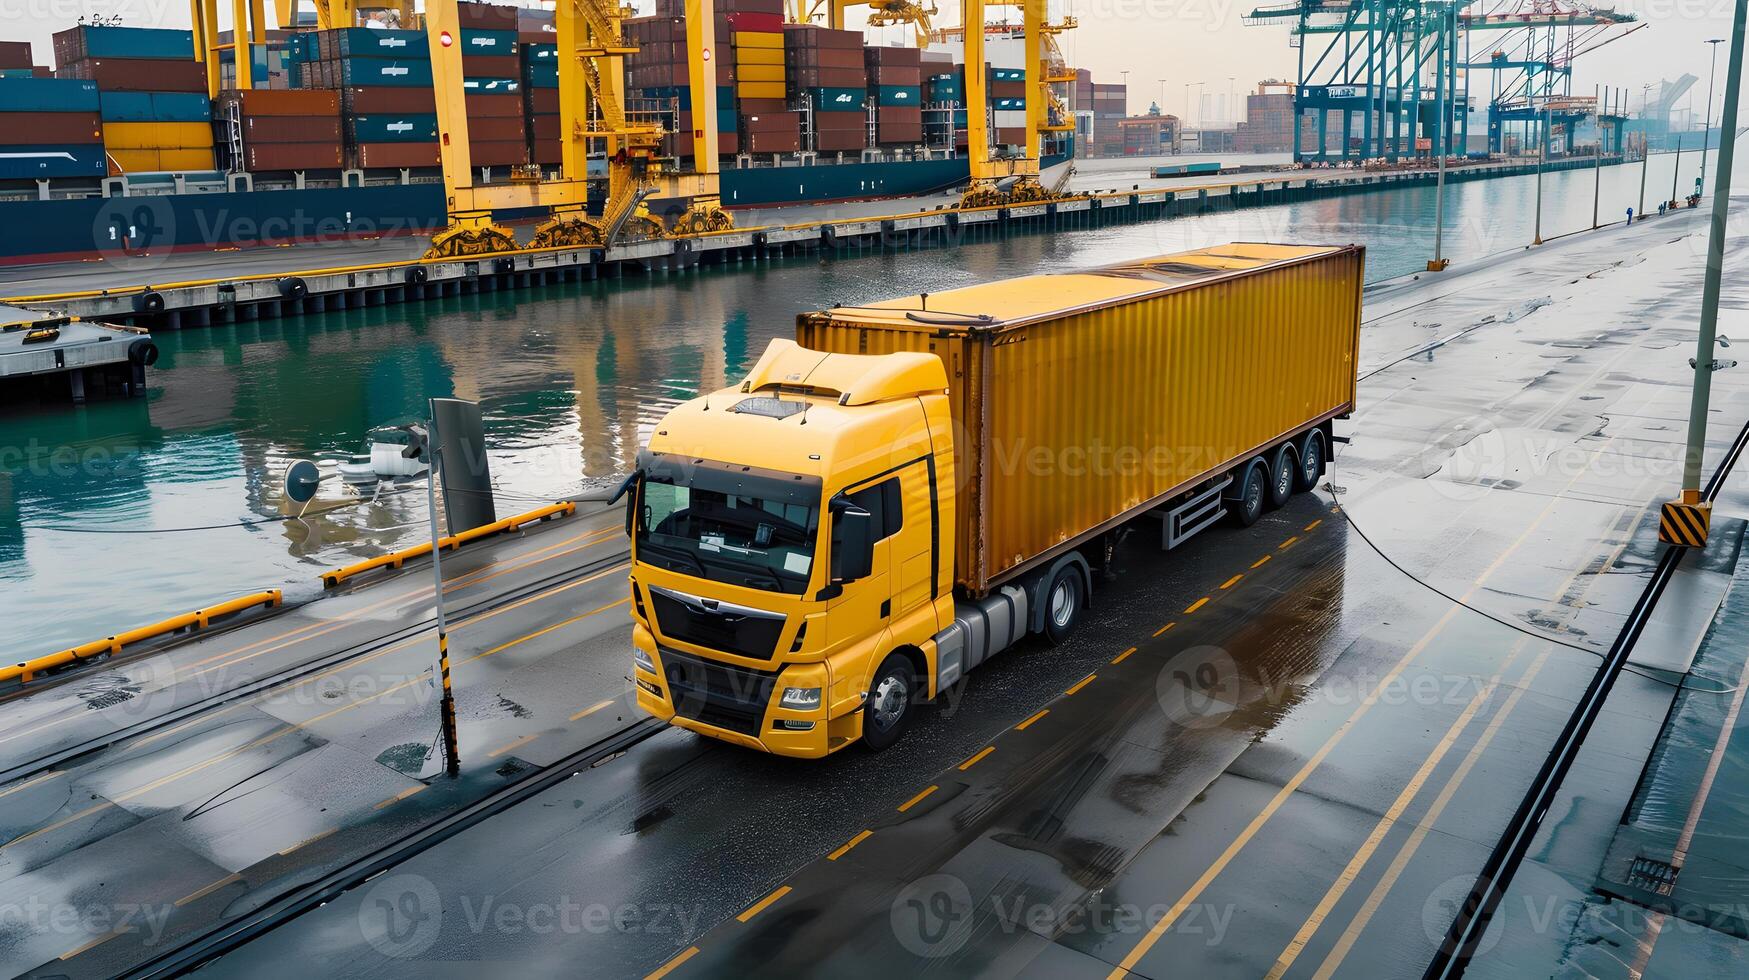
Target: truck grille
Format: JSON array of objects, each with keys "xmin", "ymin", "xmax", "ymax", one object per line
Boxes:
[
  {"xmin": 661, "ymin": 647, "xmax": 778, "ymax": 737},
  {"xmin": 649, "ymin": 586, "xmax": 787, "ymax": 661}
]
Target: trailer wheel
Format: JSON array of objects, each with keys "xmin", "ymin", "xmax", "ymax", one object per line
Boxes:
[
  {"xmin": 861, "ymin": 653, "xmax": 916, "ymax": 751},
  {"xmin": 1232, "ymin": 463, "xmax": 1267, "ymax": 527},
  {"xmin": 1043, "ymin": 564, "xmax": 1084, "ymax": 645},
  {"xmin": 1268, "ymin": 444, "xmax": 1296, "ymax": 509},
  {"xmin": 1296, "ymin": 432, "xmax": 1326, "ymax": 493}
]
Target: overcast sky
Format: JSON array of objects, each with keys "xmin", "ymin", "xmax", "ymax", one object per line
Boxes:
[{"xmin": 5, "ymin": 0, "xmax": 1744, "ymax": 122}]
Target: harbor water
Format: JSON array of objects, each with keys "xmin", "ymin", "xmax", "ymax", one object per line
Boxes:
[{"xmin": 1, "ymin": 145, "xmax": 1736, "ymax": 655}]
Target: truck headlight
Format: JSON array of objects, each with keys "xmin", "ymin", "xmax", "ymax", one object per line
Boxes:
[
  {"xmin": 634, "ymin": 647, "xmax": 656, "ymax": 674},
  {"xmin": 780, "ymin": 687, "xmax": 821, "ymax": 709}
]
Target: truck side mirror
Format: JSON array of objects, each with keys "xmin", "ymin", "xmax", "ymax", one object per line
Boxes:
[
  {"xmin": 610, "ymin": 470, "xmax": 641, "ymax": 537},
  {"xmin": 830, "ymin": 502, "xmax": 875, "ymax": 584}
]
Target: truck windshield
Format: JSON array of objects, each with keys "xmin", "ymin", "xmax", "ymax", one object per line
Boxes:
[{"xmin": 635, "ymin": 458, "xmax": 821, "ymax": 595}]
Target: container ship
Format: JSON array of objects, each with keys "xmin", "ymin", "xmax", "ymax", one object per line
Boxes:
[{"xmin": 0, "ymin": 2, "xmax": 1076, "ymax": 266}]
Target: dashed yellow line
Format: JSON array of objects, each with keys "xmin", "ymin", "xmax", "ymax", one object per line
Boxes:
[
  {"xmin": 373, "ymin": 784, "xmax": 426, "ymax": 810},
  {"xmin": 278, "ymin": 827, "xmax": 338, "ymax": 856},
  {"xmin": 1220, "ymin": 574, "xmax": 1243, "ymax": 590},
  {"xmin": 1112, "ymin": 647, "xmax": 1137, "ymax": 665},
  {"xmin": 736, "ymin": 886, "xmax": 792, "ymax": 923},
  {"xmin": 645, "ymin": 946, "xmax": 700, "ymax": 979},
  {"xmin": 1065, "ymin": 673, "xmax": 1097, "ymax": 697},
  {"xmin": 1184, "ymin": 597, "xmax": 1209, "ymax": 614},
  {"xmin": 488, "ymin": 734, "xmax": 539, "ymax": 758},
  {"xmin": 1280, "ymin": 536, "xmax": 1300, "ymax": 550},
  {"xmin": 1153, "ymin": 622, "xmax": 1176, "ymax": 637},
  {"xmin": 1016, "ymin": 708, "xmax": 1050, "ymax": 730},
  {"xmin": 0, "ymin": 770, "xmax": 63, "ymax": 800},
  {"xmin": 1251, "ymin": 555, "xmax": 1273, "ymax": 569},
  {"xmin": 60, "ymin": 930, "xmax": 119, "ymax": 961},
  {"xmin": 175, "ymin": 872, "xmax": 241, "ymax": 907},
  {"xmin": 827, "ymin": 830, "xmax": 873, "ymax": 861},
  {"xmin": 897, "ymin": 785, "xmax": 938, "ymax": 812},
  {"xmin": 1305, "ymin": 519, "xmax": 1323, "ymax": 532},
  {"xmin": 570, "ymin": 699, "xmax": 615, "ymax": 721},
  {"xmin": 959, "ymin": 746, "xmax": 996, "ymax": 770}
]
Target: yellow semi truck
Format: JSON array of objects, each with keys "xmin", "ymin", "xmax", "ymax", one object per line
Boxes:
[{"xmin": 620, "ymin": 242, "xmax": 1364, "ymax": 757}]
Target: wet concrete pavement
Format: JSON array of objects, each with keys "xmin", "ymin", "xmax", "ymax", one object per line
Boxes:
[{"xmin": 79, "ymin": 203, "xmax": 1742, "ymax": 979}]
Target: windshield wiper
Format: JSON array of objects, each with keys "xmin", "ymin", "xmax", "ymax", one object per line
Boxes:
[{"xmin": 639, "ymin": 539, "xmax": 708, "ymax": 578}]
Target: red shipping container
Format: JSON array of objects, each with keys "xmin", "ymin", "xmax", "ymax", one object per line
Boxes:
[
  {"xmin": 60, "ymin": 57, "xmax": 206, "ymax": 92},
  {"xmin": 457, "ymin": 1, "xmax": 518, "ymax": 30},
  {"xmin": 0, "ymin": 40, "xmax": 31, "ymax": 69},
  {"xmin": 782, "ymin": 25, "xmax": 862, "ymax": 50},
  {"xmin": 220, "ymin": 89, "xmax": 340, "ymax": 117},
  {"xmin": 787, "ymin": 66, "xmax": 866, "ymax": 88},
  {"xmin": 468, "ymin": 116, "xmax": 526, "ymax": 141},
  {"xmin": 742, "ymin": 130, "xmax": 798, "ymax": 153},
  {"xmin": 877, "ymin": 124, "xmax": 923, "ymax": 144},
  {"xmin": 725, "ymin": 11, "xmax": 783, "ymax": 32},
  {"xmin": 243, "ymin": 116, "xmax": 342, "ymax": 143},
  {"xmin": 989, "ymin": 81, "xmax": 1025, "ymax": 99},
  {"xmin": 351, "ymin": 142, "xmax": 441, "ymax": 168},
  {"xmin": 244, "ymin": 143, "xmax": 344, "ymax": 170},
  {"xmin": 342, "ymin": 87, "xmax": 438, "ymax": 114},
  {"xmin": 995, "ymin": 127, "xmax": 1026, "ymax": 145},
  {"xmin": 526, "ymin": 88, "xmax": 560, "ymax": 113},
  {"xmin": 815, "ymin": 130, "xmax": 864, "ymax": 152},
  {"xmin": 460, "ymin": 54, "xmax": 520, "ymax": 77},
  {"xmin": 787, "ymin": 48, "xmax": 864, "ymax": 70},
  {"xmin": 864, "ymin": 46, "xmax": 921, "ymax": 67},
  {"xmin": 530, "ymin": 114, "xmax": 560, "ymax": 140},
  {"xmin": 465, "ymin": 93, "xmax": 522, "ymax": 118},
  {"xmin": 736, "ymin": 97, "xmax": 787, "ymax": 114},
  {"xmin": 531, "ymin": 138, "xmax": 560, "ymax": 163},
  {"xmin": 0, "ymin": 111, "xmax": 100, "ymax": 144},
  {"xmin": 867, "ymin": 65, "xmax": 921, "ymax": 86},
  {"xmin": 876, "ymin": 106, "xmax": 922, "ymax": 125},
  {"xmin": 740, "ymin": 111, "xmax": 800, "ymax": 134},
  {"xmin": 665, "ymin": 133, "xmax": 738, "ymax": 158},
  {"xmin": 469, "ymin": 140, "xmax": 529, "ymax": 166}
]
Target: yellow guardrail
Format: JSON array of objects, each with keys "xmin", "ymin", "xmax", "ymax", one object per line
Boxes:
[
  {"xmin": 319, "ymin": 501, "xmax": 578, "ymax": 589},
  {"xmin": 3, "ymin": 590, "xmax": 284, "ymax": 686}
]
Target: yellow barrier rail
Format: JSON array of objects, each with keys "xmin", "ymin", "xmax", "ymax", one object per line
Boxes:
[
  {"xmin": 319, "ymin": 501, "xmax": 578, "ymax": 590},
  {"xmin": 2, "ymin": 590, "xmax": 284, "ymax": 686}
]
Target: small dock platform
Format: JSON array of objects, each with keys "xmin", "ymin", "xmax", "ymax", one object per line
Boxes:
[{"xmin": 0, "ymin": 303, "xmax": 154, "ymax": 402}]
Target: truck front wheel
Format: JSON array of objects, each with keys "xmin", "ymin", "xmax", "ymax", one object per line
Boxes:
[
  {"xmin": 1044, "ymin": 564, "xmax": 1085, "ymax": 645},
  {"xmin": 861, "ymin": 654, "xmax": 916, "ymax": 751}
]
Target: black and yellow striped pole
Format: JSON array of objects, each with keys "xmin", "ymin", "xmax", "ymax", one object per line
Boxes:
[
  {"xmin": 1662, "ymin": 0, "xmax": 1745, "ymax": 551},
  {"xmin": 413, "ymin": 415, "xmax": 463, "ymax": 776}
]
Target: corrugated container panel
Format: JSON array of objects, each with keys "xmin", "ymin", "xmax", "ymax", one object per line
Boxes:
[
  {"xmin": 60, "ymin": 58, "xmax": 206, "ymax": 92},
  {"xmin": 54, "ymin": 26, "xmax": 194, "ymax": 63},
  {"xmin": 0, "ymin": 144, "xmax": 107, "ymax": 178},
  {"xmin": 107, "ymin": 147, "xmax": 216, "ymax": 173},
  {"xmin": 102, "ymin": 121, "xmax": 216, "ymax": 150},
  {"xmin": 99, "ymin": 92, "xmax": 211, "ymax": 123},
  {"xmin": 462, "ymin": 29, "xmax": 518, "ymax": 54},
  {"xmin": 219, "ymin": 89, "xmax": 340, "ymax": 117},
  {"xmin": 797, "ymin": 243, "xmax": 1363, "ymax": 594},
  {"xmin": 241, "ymin": 116, "xmax": 342, "ymax": 143},
  {"xmin": 244, "ymin": 143, "xmax": 345, "ymax": 170},
  {"xmin": 324, "ymin": 28, "xmax": 427, "ymax": 60},
  {"xmin": 0, "ymin": 78, "xmax": 99, "ymax": 113},
  {"xmin": 0, "ymin": 40, "xmax": 32, "ymax": 69},
  {"xmin": 0, "ymin": 111, "xmax": 102, "ymax": 144},
  {"xmin": 347, "ymin": 114, "xmax": 440, "ymax": 142}
]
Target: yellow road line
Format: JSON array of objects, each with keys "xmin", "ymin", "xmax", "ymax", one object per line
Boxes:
[
  {"xmin": 827, "ymin": 830, "xmax": 873, "ymax": 861},
  {"xmin": 645, "ymin": 946, "xmax": 700, "ymax": 980},
  {"xmin": 570, "ymin": 699, "xmax": 616, "ymax": 722},
  {"xmin": 1064, "ymin": 673, "xmax": 1097, "ymax": 697},
  {"xmin": 374, "ymin": 785, "xmax": 426, "ymax": 810},
  {"xmin": 1305, "ymin": 519, "xmax": 1323, "ymax": 532},
  {"xmin": 1279, "ymin": 535, "xmax": 1300, "ymax": 550},
  {"xmin": 1153, "ymin": 623, "xmax": 1176, "ymax": 637},
  {"xmin": 1112, "ymin": 647, "xmax": 1136, "ymax": 665},
  {"xmin": 958, "ymin": 747, "xmax": 995, "ymax": 771},
  {"xmin": 1184, "ymin": 597, "xmax": 1209, "ymax": 614},
  {"xmin": 278, "ymin": 827, "xmax": 338, "ymax": 856},
  {"xmin": 1220, "ymin": 574, "xmax": 1243, "ymax": 590},
  {"xmin": 897, "ymin": 785, "xmax": 938, "ymax": 812},
  {"xmin": 59, "ymin": 930, "xmax": 119, "ymax": 961},
  {"xmin": 488, "ymin": 734, "xmax": 539, "ymax": 759},
  {"xmin": 0, "ymin": 770, "xmax": 62, "ymax": 800},
  {"xmin": 1016, "ymin": 709, "xmax": 1050, "ymax": 731},
  {"xmin": 1252, "ymin": 555, "xmax": 1272, "ymax": 569},
  {"xmin": 175, "ymin": 872, "xmax": 242, "ymax": 907},
  {"xmin": 736, "ymin": 886, "xmax": 792, "ymax": 923}
]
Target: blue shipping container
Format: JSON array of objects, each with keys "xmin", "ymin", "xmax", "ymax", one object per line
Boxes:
[
  {"xmin": 65, "ymin": 26, "xmax": 194, "ymax": 60},
  {"xmin": 992, "ymin": 97, "xmax": 1025, "ymax": 110},
  {"xmin": 988, "ymin": 67, "xmax": 1025, "ymax": 81},
  {"xmin": 0, "ymin": 78, "xmax": 100, "ymax": 113},
  {"xmin": 637, "ymin": 86, "xmax": 733, "ymax": 110},
  {"xmin": 348, "ymin": 114, "xmax": 440, "ymax": 142},
  {"xmin": 522, "ymin": 62, "xmax": 559, "ymax": 88},
  {"xmin": 806, "ymin": 87, "xmax": 866, "ymax": 111},
  {"xmin": 340, "ymin": 59, "xmax": 434, "ymax": 87},
  {"xmin": 333, "ymin": 28, "xmax": 428, "ymax": 59},
  {"xmin": 100, "ymin": 92, "xmax": 212, "ymax": 123},
  {"xmin": 462, "ymin": 30, "xmax": 518, "ymax": 54},
  {"xmin": 878, "ymin": 85, "xmax": 920, "ymax": 106},
  {"xmin": 0, "ymin": 144, "xmax": 108, "ymax": 180},
  {"xmin": 524, "ymin": 43, "xmax": 556, "ymax": 61},
  {"xmin": 463, "ymin": 77, "xmax": 521, "ymax": 94}
]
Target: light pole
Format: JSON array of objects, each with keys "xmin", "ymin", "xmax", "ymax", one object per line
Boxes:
[
  {"xmin": 1533, "ymin": 104, "xmax": 1548, "ymax": 244},
  {"xmin": 1592, "ymin": 85, "xmax": 1603, "ymax": 229},
  {"xmin": 1639, "ymin": 83, "xmax": 1652, "ymax": 217},
  {"xmin": 1670, "ymin": 132, "xmax": 1684, "ymax": 208},
  {"xmin": 1699, "ymin": 37, "xmax": 1725, "ymax": 199},
  {"xmin": 1120, "ymin": 70, "xmax": 1130, "ymax": 114},
  {"xmin": 411, "ymin": 413, "xmax": 462, "ymax": 777},
  {"xmin": 1663, "ymin": 0, "xmax": 1745, "ymax": 549}
]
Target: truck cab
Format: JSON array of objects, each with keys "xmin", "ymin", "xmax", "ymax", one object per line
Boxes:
[{"xmin": 626, "ymin": 339, "xmax": 957, "ymax": 758}]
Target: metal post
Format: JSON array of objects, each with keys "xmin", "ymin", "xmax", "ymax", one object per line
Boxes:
[
  {"xmin": 1638, "ymin": 128, "xmax": 1649, "ymax": 217},
  {"xmin": 424, "ymin": 411, "xmax": 463, "ymax": 776},
  {"xmin": 1429, "ymin": 3, "xmax": 1449, "ymax": 271},
  {"xmin": 1533, "ymin": 106, "xmax": 1547, "ymax": 244},
  {"xmin": 1700, "ymin": 38, "xmax": 1724, "ymax": 200},
  {"xmin": 1592, "ymin": 85, "xmax": 1602, "ymax": 229},
  {"xmin": 1671, "ymin": 133, "xmax": 1684, "ymax": 208},
  {"xmin": 1677, "ymin": 0, "xmax": 1745, "ymax": 508}
]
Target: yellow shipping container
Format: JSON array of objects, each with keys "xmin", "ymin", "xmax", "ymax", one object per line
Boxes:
[
  {"xmin": 735, "ymin": 81, "xmax": 786, "ymax": 99},
  {"xmin": 735, "ymin": 63, "xmax": 785, "ymax": 83},
  {"xmin": 107, "ymin": 147, "xmax": 217, "ymax": 174},
  {"xmin": 797, "ymin": 242, "xmax": 1364, "ymax": 594},
  {"xmin": 732, "ymin": 30, "xmax": 784, "ymax": 49},
  {"xmin": 734, "ymin": 46, "xmax": 785, "ymax": 66},
  {"xmin": 102, "ymin": 122, "xmax": 216, "ymax": 150}
]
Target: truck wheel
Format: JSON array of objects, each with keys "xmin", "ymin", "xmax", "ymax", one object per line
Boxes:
[
  {"xmin": 1267, "ymin": 444, "xmax": 1296, "ymax": 509},
  {"xmin": 1044, "ymin": 564, "xmax": 1084, "ymax": 645},
  {"xmin": 1296, "ymin": 432, "xmax": 1326, "ymax": 493},
  {"xmin": 861, "ymin": 653, "xmax": 916, "ymax": 751},
  {"xmin": 1232, "ymin": 463, "xmax": 1266, "ymax": 527}
]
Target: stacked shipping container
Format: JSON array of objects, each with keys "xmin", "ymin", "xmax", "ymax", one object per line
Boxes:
[
  {"xmin": 458, "ymin": 1, "xmax": 528, "ymax": 167},
  {"xmin": 0, "ymin": 77, "xmax": 106, "ymax": 179},
  {"xmin": 55, "ymin": 26, "xmax": 214, "ymax": 174},
  {"xmin": 298, "ymin": 27, "xmax": 440, "ymax": 169},
  {"xmin": 867, "ymin": 46, "xmax": 921, "ymax": 146},
  {"xmin": 521, "ymin": 41, "xmax": 561, "ymax": 166},
  {"xmin": 218, "ymin": 89, "xmax": 344, "ymax": 172},
  {"xmin": 624, "ymin": 13, "xmax": 738, "ymax": 159},
  {"xmin": 784, "ymin": 24, "xmax": 865, "ymax": 152}
]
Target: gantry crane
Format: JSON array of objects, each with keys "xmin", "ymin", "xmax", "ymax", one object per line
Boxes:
[
  {"xmin": 424, "ymin": 0, "xmax": 732, "ymax": 258},
  {"xmin": 953, "ymin": 0, "xmax": 1060, "ymax": 207}
]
